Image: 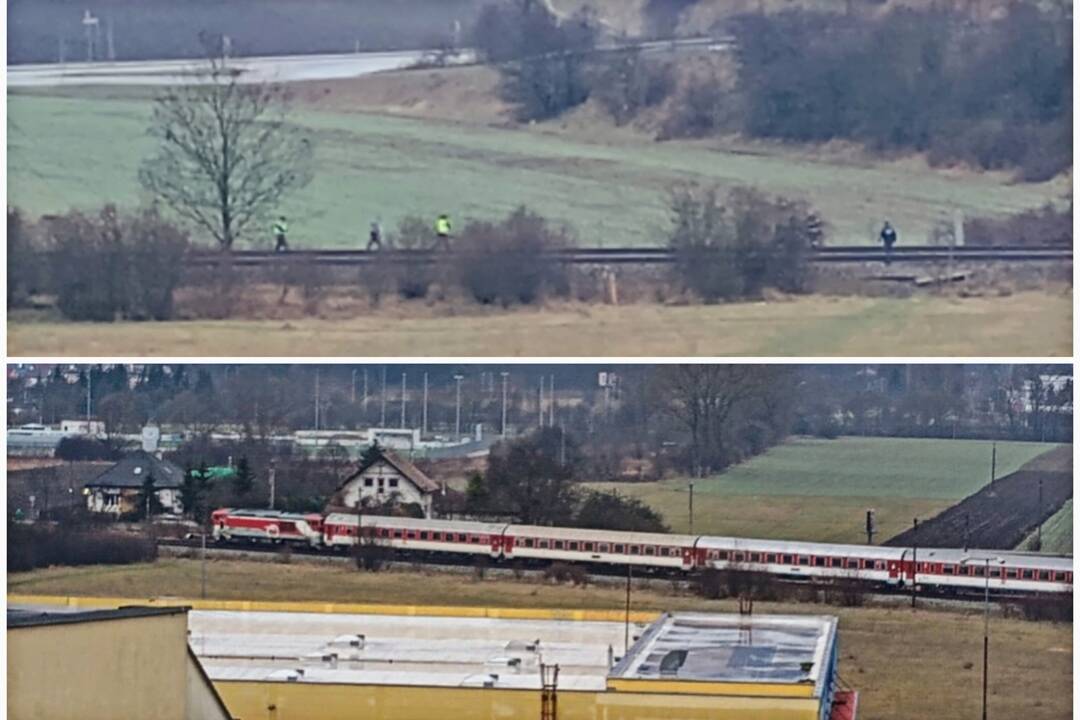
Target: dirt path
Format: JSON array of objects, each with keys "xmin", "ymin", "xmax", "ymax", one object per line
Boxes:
[{"xmin": 884, "ymin": 445, "xmax": 1073, "ymax": 550}]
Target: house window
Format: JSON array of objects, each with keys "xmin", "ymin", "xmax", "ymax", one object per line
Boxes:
[
  {"xmin": 364, "ymin": 478, "xmax": 373, "ymax": 487},
  {"xmin": 389, "ymin": 478, "xmax": 399, "ymax": 488}
]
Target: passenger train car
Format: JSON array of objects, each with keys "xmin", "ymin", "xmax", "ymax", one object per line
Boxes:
[{"xmin": 209, "ymin": 508, "xmax": 1073, "ymax": 596}]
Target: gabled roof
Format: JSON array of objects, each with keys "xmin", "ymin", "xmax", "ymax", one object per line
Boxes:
[
  {"xmin": 85, "ymin": 450, "xmax": 184, "ymax": 489},
  {"xmin": 341, "ymin": 447, "xmax": 440, "ymax": 494}
]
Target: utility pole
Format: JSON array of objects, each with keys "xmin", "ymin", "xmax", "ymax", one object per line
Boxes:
[
  {"xmin": 500, "ymin": 372, "xmax": 509, "ymax": 438},
  {"xmin": 400, "ymin": 372, "xmax": 407, "ymax": 429},
  {"xmin": 380, "ymin": 366, "xmax": 387, "ymax": 427},
  {"xmin": 911, "ymin": 517, "xmax": 919, "ymax": 609},
  {"xmin": 990, "ymin": 442, "xmax": 997, "ymax": 488},
  {"xmin": 351, "ymin": 368, "xmax": 357, "ymax": 403},
  {"xmin": 363, "ymin": 369, "xmax": 369, "ymax": 414},
  {"xmin": 538, "ymin": 376, "xmax": 545, "ymax": 427},
  {"xmin": 201, "ymin": 531, "xmax": 207, "ymax": 599},
  {"xmin": 82, "ymin": 10, "xmax": 99, "ymax": 62},
  {"xmin": 314, "ymin": 368, "xmax": 321, "ymax": 431},
  {"xmin": 86, "ymin": 368, "xmax": 92, "ymax": 421},
  {"xmin": 549, "ymin": 374, "xmax": 555, "ymax": 427},
  {"xmin": 422, "ymin": 372, "xmax": 429, "ymax": 436},
  {"xmin": 1036, "ymin": 478, "xmax": 1043, "ymax": 551},
  {"xmin": 454, "ymin": 374, "xmax": 464, "ymax": 439},
  {"xmin": 688, "ymin": 481, "xmax": 694, "ymax": 535},
  {"xmin": 981, "ymin": 558, "xmax": 991, "ymax": 720},
  {"xmin": 624, "ymin": 563, "xmax": 633, "ymax": 655},
  {"xmin": 106, "ymin": 17, "xmax": 115, "ymax": 61},
  {"xmin": 268, "ymin": 461, "xmax": 276, "ymax": 510}
]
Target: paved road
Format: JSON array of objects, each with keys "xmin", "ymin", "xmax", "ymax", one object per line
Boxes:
[{"xmin": 7, "ymin": 49, "xmax": 477, "ymax": 87}]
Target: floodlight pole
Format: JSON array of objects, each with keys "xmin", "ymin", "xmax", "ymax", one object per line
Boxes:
[
  {"xmin": 400, "ymin": 372, "xmax": 407, "ymax": 429},
  {"xmin": 910, "ymin": 517, "xmax": 918, "ymax": 609},
  {"xmin": 423, "ymin": 372, "xmax": 429, "ymax": 436},
  {"xmin": 454, "ymin": 374, "xmax": 465, "ymax": 440},
  {"xmin": 982, "ymin": 557, "xmax": 989, "ymax": 720},
  {"xmin": 624, "ymin": 562, "xmax": 632, "ymax": 655},
  {"xmin": 688, "ymin": 481, "xmax": 694, "ymax": 535},
  {"xmin": 500, "ymin": 372, "xmax": 509, "ymax": 437}
]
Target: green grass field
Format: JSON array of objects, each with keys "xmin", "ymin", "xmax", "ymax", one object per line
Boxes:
[
  {"xmin": 8, "ymin": 291, "xmax": 1072, "ymax": 357},
  {"xmin": 7, "ymin": 86, "xmax": 1065, "ymax": 248},
  {"xmin": 589, "ymin": 438, "xmax": 1061, "ymax": 543},
  {"xmin": 7, "ymin": 559, "xmax": 1073, "ymax": 720},
  {"xmin": 1017, "ymin": 499, "xmax": 1073, "ymax": 554}
]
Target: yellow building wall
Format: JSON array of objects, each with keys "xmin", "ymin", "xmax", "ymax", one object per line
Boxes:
[
  {"xmin": 8, "ymin": 613, "xmax": 189, "ymax": 720},
  {"xmin": 216, "ymin": 681, "xmax": 821, "ymax": 720}
]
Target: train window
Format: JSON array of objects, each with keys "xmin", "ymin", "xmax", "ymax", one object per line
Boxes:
[
  {"xmin": 474, "ymin": 535, "xmax": 485, "ymax": 544},
  {"xmin": 407, "ymin": 531, "xmax": 417, "ymax": 540},
  {"xmin": 599, "ymin": 544, "xmax": 609, "ymax": 552},
  {"xmin": 1053, "ymin": 572, "xmax": 1065, "ymax": 582},
  {"xmin": 1021, "ymin": 569, "xmax": 1034, "ymax": 580},
  {"xmin": 668, "ymin": 548, "xmax": 679, "ymax": 557},
  {"xmin": 554, "ymin": 541, "xmax": 564, "ymax": 550},
  {"xmin": 814, "ymin": 557, "xmax": 826, "ymax": 567},
  {"xmin": 540, "ymin": 540, "xmax": 549, "ymax": 549},
  {"xmin": 1006, "ymin": 569, "xmax": 1018, "ymax": 579},
  {"xmin": 420, "ymin": 531, "xmax": 429, "ymax": 540},
  {"xmin": 763, "ymin": 553, "xmax": 775, "ymax": 563},
  {"xmin": 718, "ymin": 551, "xmax": 729, "ymax": 560},
  {"xmin": 524, "ymin": 538, "xmax": 535, "ymax": 548},
  {"xmin": 569, "ymin": 542, "xmax": 579, "ymax": 551},
  {"xmin": 630, "ymin": 546, "xmax": 640, "ymax": 555},
  {"xmin": 749, "ymin": 553, "xmax": 761, "ymax": 563},
  {"xmin": 943, "ymin": 565, "xmax": 954, "ymax": 575},
  {"xmin": 874, "ymin": 561, "xmax": 885, "ymax": 570},
  {"xmin": 1036, "ymin": 571, "xmax": 1048, "ymax": 581},
  {"xmin": 457, "ymin": 533, "xmax": 467, "ymax": 542},
  {"xmin": 972, "ymin": 565, "xmax": 986, "ymax": 577},
  {"xmin": 798, "ymin": 556, "xmax": 810, "ymax": 566},
  {"xmin": 990, "ymin": 568, "xmax": 1002, "ymax": 578},
  {"xmin": 734, "ymin": 553, "xmax": 745, "ymax": 562},
  {"xmin": 391, "ymin": 530, "xmax": 401, "ymax": 539},
  {"xmin": 846, "ymin": 559, "xmax": 859, "ymax": 570},
  {"xmin": 783, "ymin": 554, "xmax": 794, "ymax": 564},
  {"xmin": 614, "ymin": 544, "xmax": 625, "ymax": 553},
  {"xmin": 645, "ymin": 546, "xmax": 655, "ymax": 556}
]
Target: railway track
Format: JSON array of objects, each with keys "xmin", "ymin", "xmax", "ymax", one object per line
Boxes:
[
  {"xmin": 159, "ymin": 539, "xmax": 1063, "ymax": 606},
  {"xmin": 185, "ymin": 245, "xmax": 1072, "ymax": 268}
]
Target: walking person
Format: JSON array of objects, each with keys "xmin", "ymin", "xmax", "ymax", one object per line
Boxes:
[
  {"xmin": 367, "ymin": 220, "xmax": 383, "ymax": 251},
  {"xmin": 879, "ymin": 220, "xmax": 897, "ymax": 266},
  {"xmin": 435, "ymin": 213, "xmax": 452, "ymax": 251},
  {"xmin": 273, "ymin": 215, "xmax": 289, "ymax": 252}
]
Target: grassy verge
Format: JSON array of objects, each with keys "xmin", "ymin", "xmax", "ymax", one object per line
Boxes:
[
  {"xmin": 588, "ymin": 438, "xmax": 1061, "ymax": 542},
  {"xmin": 7, "ymin": 291, "xmax": 1072, "ymax": 357},
  {"xmin": 1017, "ymin": 499, "xmax": 1073, "ymax": 555},
  {"xmin": 8, "ymin": 558, "xmax": 1072, "ymax": 720},
  {"xmin": 7, "ymin": 87, "xmax": 1065, "ymax": 248}
]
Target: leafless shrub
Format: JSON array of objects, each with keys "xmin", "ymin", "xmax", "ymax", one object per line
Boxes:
[{"xmin": 455, "ymin": 206, "xmax": 570, "ymax": 306}]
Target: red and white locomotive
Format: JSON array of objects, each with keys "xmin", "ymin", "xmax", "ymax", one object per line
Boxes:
[
  {"xmin": 210, "ymin": 508, "xmax": 1073, "ymax": 596},
  {"xmin": 211, "ymin": 508, "xmax": 324, "ymax": 547}
]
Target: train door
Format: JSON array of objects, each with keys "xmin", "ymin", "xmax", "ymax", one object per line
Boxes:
[
  {"xmin": 681, "ymin": 546, "xmax": 695, "ymax": 570},
  {"xmin": 491, "ymin": 534, "xmax": 505, "ymax": 558}
]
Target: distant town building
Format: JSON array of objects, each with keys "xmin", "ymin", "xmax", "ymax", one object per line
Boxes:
[
  {"xmin": 333, "ymin": 447, "xmax": 440, "ymax": 518},
  {"xmin": 84, "ymin": 450, "xmax": 184, "ymax": 516}
]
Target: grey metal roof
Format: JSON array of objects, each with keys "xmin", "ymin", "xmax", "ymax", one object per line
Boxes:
[
  {"xmin": 85, "ymin": 450, "xmax": 184, "ymax": 489},
  {"xmin": 7, "ymin": 605, "xmax": 189, "ymax": 629}
]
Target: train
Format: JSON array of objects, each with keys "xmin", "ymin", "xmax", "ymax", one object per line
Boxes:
[{"xmin": 209, "ymin": 508, "xmax": 1073, "ymax": 597}]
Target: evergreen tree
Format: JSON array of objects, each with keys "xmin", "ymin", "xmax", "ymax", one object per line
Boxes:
[{"xmin": 232, "ymin": 456, "xmax": 254, "ymax": 497}]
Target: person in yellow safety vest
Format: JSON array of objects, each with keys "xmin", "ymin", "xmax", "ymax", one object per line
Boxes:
[
  {"xmin": 435, "ymin": 213, "xmax": 452, "ymax": 251},
  {"xmin": 273, "ymin": 216, "xmax": 289, "ymax": 252}
]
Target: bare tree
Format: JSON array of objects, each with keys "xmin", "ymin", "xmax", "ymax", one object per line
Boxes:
[{"xmin": 138, "ymin": 47, "xmax": 314, "ymax": 251}]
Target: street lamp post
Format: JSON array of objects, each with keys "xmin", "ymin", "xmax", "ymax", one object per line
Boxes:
[{"xmin": 963, "ymin": 555, "xmax": 1004, "ymax": 720}]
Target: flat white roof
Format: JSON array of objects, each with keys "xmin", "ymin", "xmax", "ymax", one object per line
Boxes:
[
  {"xmin": 191, "ymin": 610, "xmax": 648, "ymax": 691},
  {"xmin": 190, "ymin": 609, "xmax": 840, "ymax": 696}
]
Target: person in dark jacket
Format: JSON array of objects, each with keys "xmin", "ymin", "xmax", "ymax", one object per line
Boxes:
[{"xmin": 879, "ymin": 221, "xmax": 897, "ymax": 265}]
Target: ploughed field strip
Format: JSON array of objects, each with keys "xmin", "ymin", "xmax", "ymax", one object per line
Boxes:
[{"xmin": 884, "ymin": 446, "xmax": 1073, "ymax": 550}]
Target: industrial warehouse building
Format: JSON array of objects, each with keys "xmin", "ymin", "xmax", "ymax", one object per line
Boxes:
[
  {"xmin": 7, "ymin": 605, "xmax": 232, "ymax": 720},
  {"xmin": 191, "ymin": 607, "xmax": 857, "ymax": 720}
]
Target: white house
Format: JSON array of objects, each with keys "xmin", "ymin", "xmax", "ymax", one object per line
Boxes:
[{"xmin": 333, "ymin": 448, "xmax": 440, "ymax": 518}]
